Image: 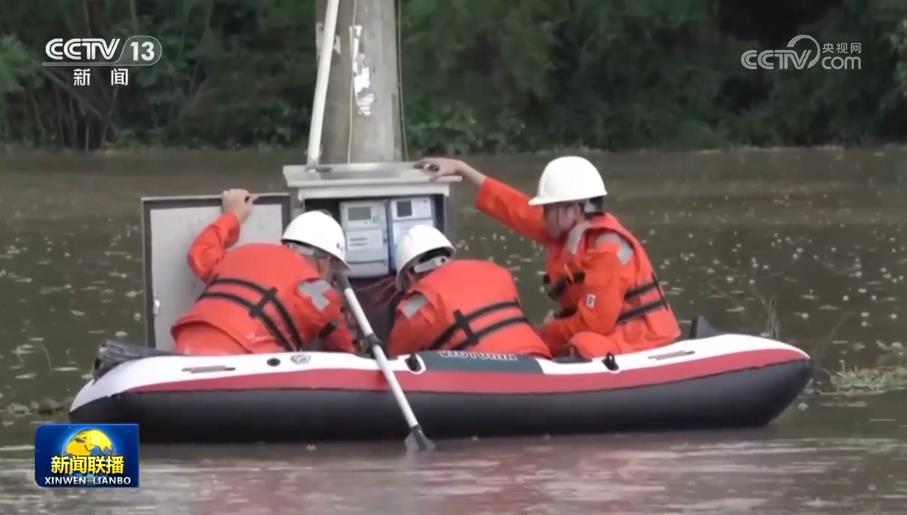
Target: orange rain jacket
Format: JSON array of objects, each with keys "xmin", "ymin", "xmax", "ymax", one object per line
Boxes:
[
  {"xmin": 476, "ymin": 178, "xmax": 681, "ymax": 357},
  {"xmin": 388, "ymin": 259, "xmax": 551, "ymax": 358},
  {"xmin": 171, "ymin": 213, "xmax": 356, "ymax": 355}
]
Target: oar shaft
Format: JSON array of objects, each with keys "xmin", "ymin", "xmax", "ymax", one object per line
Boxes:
[
  {"xmin": 369, "ymin": 343, "xmax": 421, "ymax": 429},
  {"xmin": 338, "ymin": 278, "xmax": 425, "ymax": 434},
  {"xmin": 342, "ymin": 288, "xmax": 376, "ymax": 337}
]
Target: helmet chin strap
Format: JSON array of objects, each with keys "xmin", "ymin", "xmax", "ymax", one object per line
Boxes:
[
  {"xmin": 287, "ymin": 242, "xmax": 313, "ymax": 255},
  {"xmin": 412, "ymin": 255, "xmax": 450, "ymax": 274},
  {"xmin": 582, "ymin": 196, "xmax": 605, "ymax": 214},
  {"xmin": 399, "ymin": 252, "xmax": 453, "ymax": 290},
  {"xmin": 285, "ymin": 242, "xmax": 334, "ymax": 274},
  {"xmin": 286, "ymin": 241, "xmax": 325, "ymax": 259}
]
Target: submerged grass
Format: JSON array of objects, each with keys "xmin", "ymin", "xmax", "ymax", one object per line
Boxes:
[
  {"xmin": 713, "ymin": 271, "xmax": 907, "ymax": 396},
  {"xmin": 706, "ymin": 277, "xmax": 781, "ymax": 339},
  {"xmin": 812, "ymin": 340, "xmax": 907, "ymax": 396},
  {"xmin": 823, "ymin": 361, "xmax": 907, "ymax": 396}
]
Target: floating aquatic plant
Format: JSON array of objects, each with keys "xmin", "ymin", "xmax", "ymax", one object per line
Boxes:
[{"xmin": 825, "ymin": 364, "xmax": 907, "ymax": 396}]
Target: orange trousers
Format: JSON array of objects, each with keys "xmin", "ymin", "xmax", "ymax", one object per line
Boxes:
[{"xmin": 173, "ymin": 323, "xmax": 284, "ymax": 355}]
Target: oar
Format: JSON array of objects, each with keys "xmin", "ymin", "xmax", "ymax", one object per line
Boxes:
[{"xmin": 335, "ymin": 272, "xmax": 435, "ymax": 451}]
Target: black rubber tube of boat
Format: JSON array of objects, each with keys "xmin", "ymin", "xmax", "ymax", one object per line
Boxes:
[{"xmin": 335, "ymin": 272, "xmax": 435, "ymax": 451}]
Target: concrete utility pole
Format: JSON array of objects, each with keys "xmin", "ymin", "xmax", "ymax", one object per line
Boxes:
[{"xmin": 313, "ymin": 0, "xmax": 404, "ymax": 164}]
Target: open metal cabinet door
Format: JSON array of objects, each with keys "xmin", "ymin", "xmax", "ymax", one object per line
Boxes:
[{"xmin": 141, "ymin": 194, "xmax": 291, "ymax": 350}]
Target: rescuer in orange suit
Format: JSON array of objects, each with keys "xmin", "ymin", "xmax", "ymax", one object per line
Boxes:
[
  {"xmin": 415, "ymin": 157, "xmax": 681, "ymax": 359},
  {"xmin": 387, "ymin": 224, "xmax": 551, "ymax": 359},
  {"xmin": 171, "ymin": 188, "xmax": 358, "ymax": 355}
]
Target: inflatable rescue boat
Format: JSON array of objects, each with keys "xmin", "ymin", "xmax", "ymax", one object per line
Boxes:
[{"xmin": 68, "ymin": 318, "xmax": 813, "ymax": 443}]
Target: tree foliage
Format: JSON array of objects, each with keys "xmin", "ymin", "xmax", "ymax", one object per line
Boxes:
[{"xmin": 0, "ymin": 0, "xmax": 906, "ymax": 153}]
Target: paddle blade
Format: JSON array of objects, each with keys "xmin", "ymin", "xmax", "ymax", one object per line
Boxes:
[{"xmin": 404, "ymin": 425, "xmax": 435, "ymax": 452}]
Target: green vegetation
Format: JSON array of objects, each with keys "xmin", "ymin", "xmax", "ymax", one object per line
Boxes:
[
  {"xmin": 1, "ymin": 0, "xmax": 907, "ymax": 153},
  {"xmin": 827, "ymin": 352, "xmax": 907, "ymax": 395},
  {"xmin": 830, "ymin": 365, "xmax": 907, "ymax": 394}
]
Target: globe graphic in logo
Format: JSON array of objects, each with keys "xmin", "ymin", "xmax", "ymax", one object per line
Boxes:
[{"xmin": 64, "ymin": 428, "xmax": 115, "ymax": 457}]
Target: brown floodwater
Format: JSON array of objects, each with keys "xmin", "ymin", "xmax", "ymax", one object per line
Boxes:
[{"xmin": 0, "ymin": 147, "xmax": 905, "ymax": 513}]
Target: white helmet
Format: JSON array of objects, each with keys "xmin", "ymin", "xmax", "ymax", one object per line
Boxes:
[
  {"xmin": 281, "ymin": 210, "xmax": 348, "ymax": 267},
  {"xmin": 394, "ymin": 225, "xmax": 455, "ymax": 283},
  {"xmin": 527, "ymin": 156, "xmax": 607, "ymax": 206}
]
